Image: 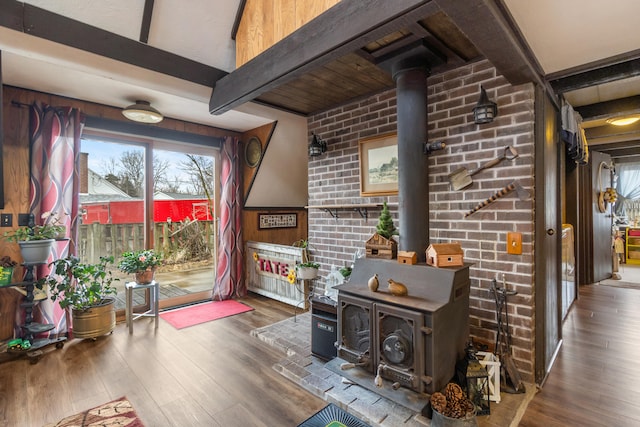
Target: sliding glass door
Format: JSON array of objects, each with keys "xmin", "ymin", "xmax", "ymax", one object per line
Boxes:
[{"xmin": 79, "ymin": 133, "xmax": 218, "ymax": 314}]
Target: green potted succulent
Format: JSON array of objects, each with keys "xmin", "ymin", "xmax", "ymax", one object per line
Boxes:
[
  {"xmin": 118, "ymin": 249, "xmax": 163, "ymax": 284},
  {"xmin": 38, "ymin": 255, "xmax": 119, "ymax": 339},
  {"xmin": 3, "ymin": 211, "xmax": 66, "ymax": 264}
]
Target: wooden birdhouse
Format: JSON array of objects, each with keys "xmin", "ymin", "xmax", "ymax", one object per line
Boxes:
[
  {"xmin": 365, "ymin": 233, "xmax": 397, "ymax": 259},
  {"xmin": 397, "ymin": 251, "xmax": 417, "ymax": 265},
  {"xmin": 426, "ymin": 243, "xmax": 464, "ymax": 267}
]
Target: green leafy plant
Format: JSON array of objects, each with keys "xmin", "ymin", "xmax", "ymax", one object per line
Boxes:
[
  {"xmin": 37, "ymin": 256, "xmax": 118, "ymax": 311},
  {"xmin": 3, "ymin": 211, "xmax": 65, "ymax": 242},
  {"xmin": 375, "ymin": 201, "xmax": 398, "ymax": 239},
  {"xmin": 292, "ymin": 239, "xmax": 318, "ymax": 268},
  {"xmin": 117, "ymin": 249, "xmax": 163, "ymax": 273}
]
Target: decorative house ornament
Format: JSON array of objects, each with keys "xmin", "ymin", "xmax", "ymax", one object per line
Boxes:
[
  {"xmin": 426, "ymin": 243, "xmax": 464, "ymax": 267},
  {"xmin": 397, "ymin": 251, "xmax": 417, "ymax": 265},
  {"xmin": 365, "ymin": 233, "xmax": 397, "ymax": 259}
]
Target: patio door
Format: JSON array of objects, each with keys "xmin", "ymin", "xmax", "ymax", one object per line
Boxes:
[{"xmin": 79, "ymin": 133, "xmax": 219, "ymax": 314}]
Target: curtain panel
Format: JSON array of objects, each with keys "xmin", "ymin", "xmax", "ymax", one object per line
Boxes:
[
  {"xmin": 214, "ymin": 136, "xmax": 244, "ymax": 300},
  {"xmin": 26, "ymin": 102, "xmax": 83, "ymax": 337}
]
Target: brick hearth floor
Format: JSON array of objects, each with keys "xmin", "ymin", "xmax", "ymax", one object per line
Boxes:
[{"xmin": 251, "ymin": 311, "xmax": 536, "ymax": 427}]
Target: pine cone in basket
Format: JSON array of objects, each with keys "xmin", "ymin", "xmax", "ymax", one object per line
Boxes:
[
  {"xmin": 444, "ymin": 383, "xmax": 465, "ymax": 404},
  {"xmin": 430, "ymin": 392, "xmax": 447, "ymax": 414}
]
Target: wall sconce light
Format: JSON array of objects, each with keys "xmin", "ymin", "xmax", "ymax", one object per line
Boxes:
[
  {"xmin": 308, "ymin": 133, "xmax": 327, "ymax": 157},
  {"xmin": 122, "ymin": 100, "xmax": 164, "ymax": 124},
  {"xmin": 473, "ymin": 86, "xmax": 498, "ymax": 124}
]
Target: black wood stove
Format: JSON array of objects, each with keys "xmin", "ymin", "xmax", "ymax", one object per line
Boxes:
[{"xmin": 333, "ymin": 257, "xmax": 470, "ymax": 398}]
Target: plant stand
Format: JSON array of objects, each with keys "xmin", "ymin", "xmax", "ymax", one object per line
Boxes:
[{"xmin": 7, "ymin": 264, "xmax": 66, "ymax": 363}]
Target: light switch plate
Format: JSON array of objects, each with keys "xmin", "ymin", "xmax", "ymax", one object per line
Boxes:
[{"xmin": 507, "ymin": 232, "xmax": 522, "ymax": 255}]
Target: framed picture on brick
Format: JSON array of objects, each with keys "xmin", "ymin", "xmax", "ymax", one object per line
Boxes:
[
  {"xmin": 359, "ymin": 133, "xmax": 398, "ymax": 196},
  {"xmin": 258, "ymin": 213, "xmax": 297, "ymax": 229}
]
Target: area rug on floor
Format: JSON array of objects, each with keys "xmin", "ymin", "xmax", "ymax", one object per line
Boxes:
[
  {"xmin": 298, "ymin": 403, "xmax": 371, "ymax": 427},
  {"xmin": 44, "ymin": 396, "xmax": 144, "ymax": 427},
  {"xmin": 598, "ymin": 280, "xmax": 640, "ymax": 290},
  {"xmin": 160, "ymin": 300, "xmax": 254, "ymax": 329}
]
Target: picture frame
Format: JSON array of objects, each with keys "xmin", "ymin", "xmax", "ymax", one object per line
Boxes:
[
  {"xmin": 258, "ymin": 213, "xmax": 297, "ymax": 229},
  {"xmin": 359, "ymin": 133, "xmax": 398, "ymax": 196}
]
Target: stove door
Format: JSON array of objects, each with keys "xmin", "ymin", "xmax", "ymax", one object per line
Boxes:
[
  {"xmin": 374, "ymin": 303, "xmax": 425, "ymax": 392},
  {"xmin": 337, "ymin": 294, "xmax": 375, "ymax": 372}
]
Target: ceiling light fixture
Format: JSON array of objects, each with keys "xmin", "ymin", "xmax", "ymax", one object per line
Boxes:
[
  {"xmin": 122, "ymin": 100, "xmax": 164, "ymax": 124},
  {"xmin": 473, "ymin": 85, "xmax": 498, "ymax": 124},
  {"xmin": 606, "ymin": 115, "xmax": 640, "ymax": 126}
]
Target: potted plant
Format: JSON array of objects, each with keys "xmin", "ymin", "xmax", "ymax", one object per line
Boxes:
[
  {"xmin": 3, "ymin": 211, "xmax": 66, "ymax": 264},
  {"xmin": 117, "ymin": 249, "xmax": 163, "ymax": 284},
  {"xmin": 0, "ymin": 256, "xmax": 18, "ymax": 286},
  {"xmin": 37, "ymin": 255, "xmax": 119, "ymax": 339},
  {"xmin": 292, "ymin": 239, "xmax": 320, "ymax": 280}
]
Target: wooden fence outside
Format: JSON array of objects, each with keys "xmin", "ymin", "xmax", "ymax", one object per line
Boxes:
[{"xmin": 79, "ymin": 220, "xmax": 216, "ymax": 264}]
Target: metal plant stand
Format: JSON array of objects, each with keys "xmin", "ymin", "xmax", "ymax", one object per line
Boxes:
[{"xmin": 8, "ymin": 264, "xmax": 66, "ymax": 363}]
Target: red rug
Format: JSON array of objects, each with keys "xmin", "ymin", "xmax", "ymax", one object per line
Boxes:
[
  {"xmin": 44, "ymin": 396, "xmax": 144, "ymax": 426},
  {"xmin": 160, "ymin": 300, "xmax": 254, "ymax": 329}
]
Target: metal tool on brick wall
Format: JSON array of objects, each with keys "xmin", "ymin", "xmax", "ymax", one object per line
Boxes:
[
  {"xmin": 448, "ymin": 145, "xmax": 519, "ymax": 191},
  {"xmin": 492, "ymin": 276, "xmax": 525, "ymax": 394},
  {"xmin": 464, "ymin": 180, "xmax": 530, "ymax": 217}
]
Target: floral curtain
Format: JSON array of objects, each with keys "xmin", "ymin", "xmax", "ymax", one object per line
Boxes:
[
  {"xmin": 213, "ymin": 136, "xmax": 244, "ymax": 300},
  {"xmin": 27, "ymin": 102, "xmax": 83, "ymax": 337}
]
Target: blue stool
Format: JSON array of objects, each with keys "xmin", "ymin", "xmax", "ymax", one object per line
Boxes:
[{"xmin": 125, "ymin": 280, "xmax": 159, "ymax": 334}]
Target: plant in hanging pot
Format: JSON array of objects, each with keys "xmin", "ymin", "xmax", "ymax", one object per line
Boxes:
[
  {"xmin": 117, "ymin": 249, "xmax": 163, "ymax": 284},
  {"xmin": 3, "ymin": 211, "xmax": 66, "ymax": 264},
  {"xmin": 291, "ymin": 239, "xmax": 320, "ymax": 280},
  {"xmin": 37, "ymin": 255, "xmax": 119, "ymax": 339}
]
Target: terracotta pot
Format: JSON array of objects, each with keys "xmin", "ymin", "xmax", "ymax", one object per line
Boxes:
[{"xmin": 135, "ymin": 269, "xmax": 155, "ymax": 284}]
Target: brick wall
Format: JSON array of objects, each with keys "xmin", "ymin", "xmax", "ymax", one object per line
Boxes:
[{"xmin": 307, "ymin": 59, "xmax": 536, "ymax": 382}]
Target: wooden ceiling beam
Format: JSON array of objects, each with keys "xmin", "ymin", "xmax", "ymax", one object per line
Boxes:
[
  {"xmin": 139, "ymin": 0, "xmax": 154, "ymax": 43},
  {"xmin": 433, "ymin": 0, "xmax": 543, "ymax": 86},
  {"xmin": 576, "ymin": 96, "xmax": 640, "ymax": 121},
  {"xmin": 550, "ymin": 58, "xmax": 640, "ymax": 94},
  {"xmin": 0, "ymin": 0, "xmax": 225, "ymax": 87},
  {"xmin": 209, "ymin": 0, "xmax": 439, "ymax": 115}
]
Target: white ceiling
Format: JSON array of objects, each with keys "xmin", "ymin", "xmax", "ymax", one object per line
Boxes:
[{"xmin": 1, "ymin": 0, "xmax": 640, "ymax": 131}]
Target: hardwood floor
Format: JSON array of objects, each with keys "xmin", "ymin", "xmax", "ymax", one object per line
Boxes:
[
  {"xmin": 2, "ymin": 283, "xmax": 640, "ymax": 426},
  {"xmin": 520, "ymin": 284, "xmax": 640, "ymax": 427},
  {"xmin": 0, "ymin": 294, "xmax": 325, "ymax": 427}
]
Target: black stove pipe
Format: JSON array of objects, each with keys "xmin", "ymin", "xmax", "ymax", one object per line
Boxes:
[{"xmin": 392, "ymin": 56, "xmax": 430, "ymax": 262}]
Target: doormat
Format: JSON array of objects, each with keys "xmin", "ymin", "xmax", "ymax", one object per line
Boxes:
[
  {"xmin": 160, "ymin": 300, "xmax": 253, "ymax": 329},
  {"xmin": 44, "ymin": 396, "xmax": 145, "ymax": 427},
  {"xmin": 297, "ymin": 403, "xmax": 371, "ymax": 427}
]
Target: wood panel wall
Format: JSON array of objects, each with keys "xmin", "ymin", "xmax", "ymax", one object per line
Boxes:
[
  {"xmin": 235, "ymin": 0, "xmax": 341, "ymax": 67},
  {"xmin": 241, "ymin": 122, "xmax": 308, "ymax": 247}
]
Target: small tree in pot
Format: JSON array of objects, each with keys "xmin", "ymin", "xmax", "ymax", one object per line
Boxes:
[{"xmin": 38, "ymin": 255, "xmax": 119, "ymax": 339}]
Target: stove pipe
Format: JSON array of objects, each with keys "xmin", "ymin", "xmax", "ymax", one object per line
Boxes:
[{"xmin": 392, "ymin": 56, "xmax": 430, "ymax": 262}]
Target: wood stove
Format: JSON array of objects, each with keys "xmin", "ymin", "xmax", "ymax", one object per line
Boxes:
[{"xmin": 334, "ymin": 257, "xmax": 470, "ymax": 396}]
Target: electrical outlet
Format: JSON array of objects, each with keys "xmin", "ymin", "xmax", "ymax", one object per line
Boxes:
[
  {"xmin": 0, "ymin": 213, "xmax": 12, "ymax": 227},
  {"xmin": 507, "ymin": 232, "xmax": 522, "ymax": 255},
  {"xmin": 18, "ymin": 213, "xmax": 31, "ymax": 227}
]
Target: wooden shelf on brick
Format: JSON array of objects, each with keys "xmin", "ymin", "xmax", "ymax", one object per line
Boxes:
[{"xmin": 365, "ymin": 233, "xmax": 397, "ymax": 259}]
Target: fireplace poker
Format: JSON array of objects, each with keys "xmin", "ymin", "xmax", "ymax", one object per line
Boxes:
[{"xmin": 492, "ymin": 276, "xmax": 525, "ymax": 393}]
